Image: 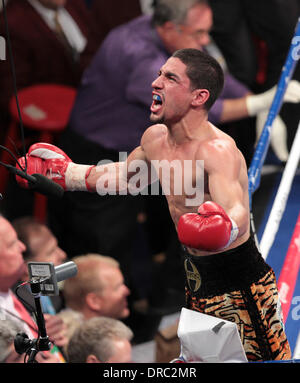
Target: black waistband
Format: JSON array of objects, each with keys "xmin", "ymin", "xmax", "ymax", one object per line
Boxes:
[{"xmin": 182, "ymin": 236, "xmax": 271, "ymax": 297}]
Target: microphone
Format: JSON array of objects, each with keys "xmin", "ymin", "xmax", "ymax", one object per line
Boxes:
[
  {"xmin": 22, "ymin": 261, "xmax": 78, "ymax": 361},
  {"xmin": 5, "ymin": 164, "xmax": 64, "ymax": 198},
  {"xmin": 54, "ymin": 261, "xmax": 78, "ymax": 282},
  {"xmin": 28, "ymin": 261, "xmax": 77, "ymax": 296}
]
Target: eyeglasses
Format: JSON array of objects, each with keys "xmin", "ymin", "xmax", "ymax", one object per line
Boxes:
[{"xmin": 177, "ymin": 24, "xmax": 210, "ymax": 43}]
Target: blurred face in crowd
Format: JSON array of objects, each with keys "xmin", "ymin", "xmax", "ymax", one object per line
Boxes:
[
  {"xmin": 37, "ymin": 0, "xmax": 67, "ymax": 10},
  {"xmin": 21, "ymin": 225, "xmax": 67, "ymax": 281},
  {"xmin": 90, "ymin": 265, "xmax": 130, "ymax": 319},
  {"xmin": 0, "ymin": 217, "xmax": 26, "ymax": 291},
  {"xmin": 160, "ymin": 4, "xmax": 212, "ymax": 53}
]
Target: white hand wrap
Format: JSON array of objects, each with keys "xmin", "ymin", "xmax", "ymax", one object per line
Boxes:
[
  {"xmin": 224, "ymin": 218, "xmax": 239, "ymax": 249},
  {"xmin": 65, "ymin": 163, "xmax": 92, "ymax": 191}
]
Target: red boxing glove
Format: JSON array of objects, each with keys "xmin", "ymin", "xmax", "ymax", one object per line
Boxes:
[
  {"xmin": 177, "ymin": 201, "xmax": 239, "ymax": 251},
  {"xmin": 16, "ymin": 143, "xmax": 93, "ymax": 191}
]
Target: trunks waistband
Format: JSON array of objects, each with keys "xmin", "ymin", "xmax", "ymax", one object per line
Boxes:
[{"xmin": 182, "ymin": 236, "xmax": 271, "ymax": 297}]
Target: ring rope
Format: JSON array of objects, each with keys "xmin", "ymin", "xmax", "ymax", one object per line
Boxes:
[{"xmin": 259, "ymin": 122, "xmax": 300, "ymax": 260}]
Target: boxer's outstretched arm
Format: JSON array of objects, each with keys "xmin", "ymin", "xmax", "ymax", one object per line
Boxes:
[{"xmin": 16, "ymin": 143, "xmax": 153, "ymax": 194}]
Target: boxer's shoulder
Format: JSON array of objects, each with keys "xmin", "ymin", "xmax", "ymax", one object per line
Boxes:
[
  {"xmin": 197, "ymin": 136, "xmax": 237, "ymax": 162},
  {"xmin": 141, "ymin": 124, "xmax": 168, "ymax": 147}
]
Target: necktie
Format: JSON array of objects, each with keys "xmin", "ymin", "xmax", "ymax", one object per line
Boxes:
[
  {"xmin": 12, "ymin": 293, "xmax": 38, "ymax": 338},
  {"xmin": 54, "ymin": 11, "xmax": 76, "ymax": 61}
]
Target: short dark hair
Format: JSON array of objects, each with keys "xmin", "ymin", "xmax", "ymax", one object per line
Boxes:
[{"xmin": 172, "ymin": 48, "xmax": 224, "ymax": 110}]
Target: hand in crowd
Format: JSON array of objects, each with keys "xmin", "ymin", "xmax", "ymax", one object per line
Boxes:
[{"xmin": 45, "ymin": 314, "xmax": 68, "ymax": 348}]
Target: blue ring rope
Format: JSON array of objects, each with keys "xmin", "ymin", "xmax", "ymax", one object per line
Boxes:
[{"xmin": 248, "ymin": 18, "xmax": 300, "ymax": 209}]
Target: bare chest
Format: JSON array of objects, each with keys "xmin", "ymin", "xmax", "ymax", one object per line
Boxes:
[{"xmin": 144, "ymin": 139, "xmax": 210, "ymax": 223}]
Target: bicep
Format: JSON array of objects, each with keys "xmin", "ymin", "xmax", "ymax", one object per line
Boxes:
[
  {"xmin": 201, "ymin": 142, "xmax": 248, "ymax": 232},
  {"xmin": 126, "ymin": 146, "xmax": 156, "ymax": 188},
  {"xmin": 208, "ymin": 169, "xmax": 248, "ymax": 237},
  {"xmin": 209, "ymin": 170, "xmax": 243, "ymax": 213}
]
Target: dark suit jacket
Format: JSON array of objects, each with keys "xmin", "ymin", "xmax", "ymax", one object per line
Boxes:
[
  {"xmin": 90, "ymin": 0, "xmax": 142, "ymax": 46},
  {"xmin": 0, "ymin": 0, "xmax": 99, "ymax": 114}
]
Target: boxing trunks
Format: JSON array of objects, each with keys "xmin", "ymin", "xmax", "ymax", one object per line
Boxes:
[{"xmin": 183, "ymin": 236, "xmax": 291, "ymax": 361}]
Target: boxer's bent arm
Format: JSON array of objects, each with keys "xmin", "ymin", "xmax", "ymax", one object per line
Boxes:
[{"xmin": 199, "ymin": 141, "xmax": 249, "ymax": 238}]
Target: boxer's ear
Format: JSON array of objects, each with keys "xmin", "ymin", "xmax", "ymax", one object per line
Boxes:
[{"xmin": 191, "ymin": 89, "xmax": 210, "ymax": 107}]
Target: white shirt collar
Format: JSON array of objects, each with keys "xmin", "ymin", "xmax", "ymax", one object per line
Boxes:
[
  {"xmin": 27, "ymin": 0, "xmax": 87, "ymax": 53},
  {"xmin": 27, "ymin": 0, "xmax": 57, "ymax": 29},
  {"xmin": 0, "ymin": 290, "xmax": 34, "ymax": 337}
]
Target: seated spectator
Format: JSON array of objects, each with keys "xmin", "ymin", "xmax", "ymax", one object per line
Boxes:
[
  {"xmin": 12, "ymin": 216, "xmax": 67, "ymax": 281},
  {"xmin": 0, "ymin": 317, "xmax": 58, "ymax": 363},
  {"xmin": 0, "ymin": 215, "xmax": 67, "ymax": 362},
  {"xmin": 66, "ymin": 317, "xmax": 133, "ymax": 363},
  {"xmin": 12, "ymin": 216, "xmax": 67, "ymax": 314},
  {"xmin": 62, "ymin": 254, "xmax": 130, "ymax": 320}
]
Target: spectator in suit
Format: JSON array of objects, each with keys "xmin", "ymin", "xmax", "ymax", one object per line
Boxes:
[
  {"xmin": 67, "ymin": 316, "xmax": 133, "ymax": 363},
  {"xmin": 0, "ymin": 0, "xmax": 99, "ymax": 143}
]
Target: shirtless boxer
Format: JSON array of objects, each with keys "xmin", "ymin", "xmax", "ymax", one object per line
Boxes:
[{"xmin": 17, "ymin": 48, "xmax": 291, "ymax": 361}]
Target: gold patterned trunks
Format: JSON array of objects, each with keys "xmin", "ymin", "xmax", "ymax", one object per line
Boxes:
[{"xmin": 182, "ymin": 236, "xmax": 291, "ymax": 361}]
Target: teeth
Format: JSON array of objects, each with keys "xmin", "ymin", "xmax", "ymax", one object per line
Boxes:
[{"xmin": 153, "ymin": 94, "xmax": 162, "ymax": 102}]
